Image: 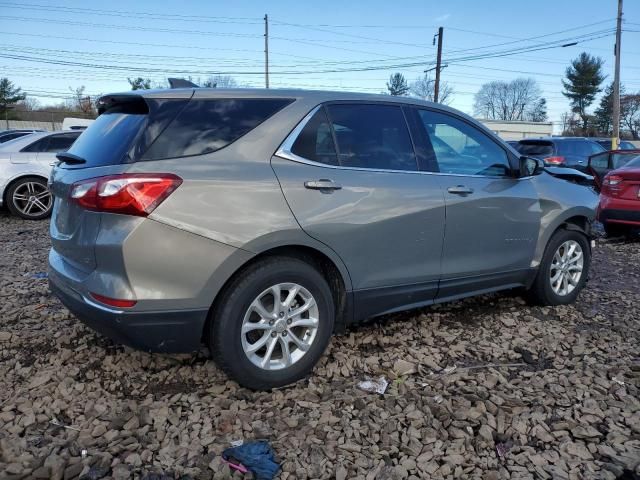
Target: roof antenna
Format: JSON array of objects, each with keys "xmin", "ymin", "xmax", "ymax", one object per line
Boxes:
[{"xmin": 168, "ymin": 78, "xmax": 200, "ymax": 89}]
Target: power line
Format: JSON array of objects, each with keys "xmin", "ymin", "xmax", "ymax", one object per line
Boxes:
[
  {"xmin": 0, "ymin": 15, "xmax": 262, "ymax": 38},
  {"xmin": 0, "ymin": 2, "xmax": 262, "ymax": 23}
]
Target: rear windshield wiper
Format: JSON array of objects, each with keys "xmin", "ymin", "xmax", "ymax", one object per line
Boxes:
[{"xmin": 56, "ymin": 152, "xmax": 86, "ymax": 165}]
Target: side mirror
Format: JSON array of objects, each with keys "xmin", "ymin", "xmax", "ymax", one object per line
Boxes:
[{"xmin": 520, "ymin": 156, "xmax": 544, "ymax": 177}]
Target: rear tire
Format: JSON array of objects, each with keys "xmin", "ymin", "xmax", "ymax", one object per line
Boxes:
[
  {"xmin": 209, "ymin": 256, "xmax": 334, "ymax": 390},
  {"xmin": 6, "ymin": 176, "xmax": 53, "ymax": 220},
  {"xmin": 527, "ymin": 229, "xmax": 590, "ymax": 306}
]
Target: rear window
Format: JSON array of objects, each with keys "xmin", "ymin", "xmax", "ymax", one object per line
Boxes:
[
  {"xmin": 142, "ymin": 98, "xmax": 293, "ymax": 160},
  {"xmin": 65, "ymin": 112, "xmax": 147, "ymax": 167},
  {"xmin": 516, "ymin": 142, "xmax": 554, "ymax": 157},
  {"xmin": 65, "ymin": 97, "xmax": 292, "ymax": 168}
]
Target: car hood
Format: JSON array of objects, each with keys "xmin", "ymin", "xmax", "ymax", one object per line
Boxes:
[{"xmin": 544, "ymin": 166, "xmax": 594, "ymax": 185}]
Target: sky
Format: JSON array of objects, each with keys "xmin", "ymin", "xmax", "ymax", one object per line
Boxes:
[{"xmin": 1, "ymin": 0, "xmax": 640, "ymax": 131}]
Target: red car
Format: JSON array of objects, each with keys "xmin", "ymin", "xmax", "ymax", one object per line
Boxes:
[{"xmin": 597, "ymin": 154, "xmax": 640, "ymax": 236}]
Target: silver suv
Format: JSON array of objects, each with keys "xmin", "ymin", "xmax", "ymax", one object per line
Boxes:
[{"xmin": 48, "ymin": 89, "xmax": 597, "ymax": 389}]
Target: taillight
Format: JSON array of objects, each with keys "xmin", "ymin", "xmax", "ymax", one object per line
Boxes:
[
  {"xmin": 603, "ymin": 175, "xmax": 623, "ymax": 186},
  {"xmin": 90, "ymin": 292, "xmax": 137, "ymax": 308},
  {"xmin": 70, "ymin": 173, "xmax": 182, "ymax": 216},
  {"xmin": 545, "ymin": 156, "xmax": 565, "ymax": 165}
]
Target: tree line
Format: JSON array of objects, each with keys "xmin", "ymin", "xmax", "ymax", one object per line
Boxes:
[{"xmin": 2, "ymin": 53, "xmax": 640, "ymax": 139}]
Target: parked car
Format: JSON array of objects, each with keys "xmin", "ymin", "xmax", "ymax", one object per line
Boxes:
[
  {"xmin": 48, "ymin": 89, "xmax": 598, "ymax": 389},
  {"xmin": 587, "ymin": 149, "xmax": 640, "ymax": 190},
  {"xmin": 593, "ymin": 138, "xmax": 637, "ymax": 151},
  {"xmin": 513, "ymin": 137, "xmax": 606, "ymax": 171},
  {"xmin": 0, "ymin": 130, "xmax": 82, "ymax": 219},
  {"xmin": 0, "ymin": 129, "xmax": 45, "ymax": 144},
  {"xmin": 597, "ymin": 154, "xmax": 640, "ymax": 236}
]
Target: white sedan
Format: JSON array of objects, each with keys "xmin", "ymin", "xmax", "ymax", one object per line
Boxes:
[{"xmin": 0, "ymin": 131, "xmax": 82, "ymax": 219}]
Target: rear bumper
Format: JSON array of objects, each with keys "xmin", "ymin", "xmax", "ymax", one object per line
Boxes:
[
  {"xmin": 598, "ymin": 208, "xmax": 640, "ymax": 226},
  {"xmin": 49, "ymin": 276, "xmax": 208, "ymax": 353}
]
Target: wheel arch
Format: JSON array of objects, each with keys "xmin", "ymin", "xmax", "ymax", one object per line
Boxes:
[
  {"xmin": 532, "ymin": 209, "xmax": 594, "ymax": 269},
  {"xmin": 2, "ymin": 173, "xmax": 49, "ymax": 206},
  {"xmin": 203, "ymin": 242, "xmax": 353, "ymax": 344}
]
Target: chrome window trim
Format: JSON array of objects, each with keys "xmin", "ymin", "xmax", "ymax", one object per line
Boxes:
[{"xmin": 275, "ymin": 104, "xmax": 514, "ymax": 180}]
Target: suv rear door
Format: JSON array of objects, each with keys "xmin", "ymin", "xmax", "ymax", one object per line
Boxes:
[
  {"xmin": 410, "ymin": 108, "xmax": 540, "ymax": 300},
  {"xmin": 272, "ymin": 102, "xmax": 446, "ymax": 319}
]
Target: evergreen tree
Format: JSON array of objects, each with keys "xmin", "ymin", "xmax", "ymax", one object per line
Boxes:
[
  {"xmin": 0, "ymin": 78, "xmax": 26, "ymax": 117},
  {"xmin": 387, "ymin": 73, "xmax": 409, "ymax": 96},
  {"xmin": 562, "ymin": 52, "xmax": 605, "ymax": 133}
]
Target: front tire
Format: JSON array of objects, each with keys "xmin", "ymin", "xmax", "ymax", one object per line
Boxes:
[
  {"xmin": 528, "ymin": 229, "xmax": 591, "ymax": 306},
  {"xmin": 6, "ymin": 176, "xmax": 53, "ymax": 220},
  {"xmin": 209, "ymin": 256, "xmax": 335, "ymax": 390}
]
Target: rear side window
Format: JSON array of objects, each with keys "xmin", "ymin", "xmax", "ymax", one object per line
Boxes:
[
  {"xmin": 143, "ymin": 98, "xmax": 293, "ymax": 160},
  {"xmin": 21, "ymin": 137, "xmax": 50, "ymax": 152},
  {"xmin": 290, "ymin": 108, "xmax": 338, "ymax": 166},
  {"xmin": 43, "ymin": 134, "xmax": 79, "ymax": 153},
  {"xmin": 326, "ymin": 104, "xmax": 417, "ymax": 171},
  {"xmin": 516, "ymin": 142, "xmax": 554, "ymax": 157},
  {"xmin": 589, "ymin": 152, "xmax": 609, "ymax": 169}
]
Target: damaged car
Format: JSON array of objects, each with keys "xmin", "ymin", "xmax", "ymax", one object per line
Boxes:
[{"xmin": 48, "ymin": 89, "xmax": 598, "ymax": 389}]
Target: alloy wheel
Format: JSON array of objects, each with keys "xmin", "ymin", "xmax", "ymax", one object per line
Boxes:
[
  {"xmin": 12, "ymin": 181, "xmax": 52, "ymax": 217},
  {"xmin": 549, "ymin": 240, "xmax": 584, "ymax": 296},
  {"xmin": 241, "ymin": 282, "xmax": 319, "ymax": 371}
]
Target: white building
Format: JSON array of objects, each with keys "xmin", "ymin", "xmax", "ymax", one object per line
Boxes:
[{"xmin": 478, "ymin": 119, "xmax": 553, "ymax": 141}]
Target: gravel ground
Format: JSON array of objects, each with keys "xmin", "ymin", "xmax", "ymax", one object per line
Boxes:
[{"xmin": 0, "ymin": 212, "xmax": 639, "ymax": 480}]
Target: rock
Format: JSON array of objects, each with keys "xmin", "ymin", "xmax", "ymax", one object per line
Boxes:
[
  {"xmin": 64, "ymin": 462, "xmax": 84, "ymax": 480},
  {"xmin": 565, "ymin": 442, "xmax": 593, "ymax": 460},
  {"xmin": 571, "ymin": 425, "xmax": 602, "ymax": 439},
  {"xmin": 91, "ymin": 424, "xmax": 107, "ymax": 437},
  {"xmin": 393, "ymin": 359, "xmax": 417, "ymax": 376},
  {"xmin": 500, "ymin": 316, "xmax": 516, "ymax": 327},
  {"xmin": 0, "ymin": 331, "xmax": 12, "ymax": 341},
  {"xmin": 478, "ymin": 425, "xmax": 494, "ymax": 442},
  {"xmin": 79, "ymin": 466, "xmax": 110, "ymax": 480},
  {"xmin": 336, "ymin": 465, "xmax": 348, "ymax": 480},
  {"xmin": 111, "ymin": 464, "xmax": 131, "ymax": 480},
  {"xmin": 44, "ymin": 454, "xmax": 66, "ymax": 480},
  {"xmin": 124, "ymin": 453, "xmax": 142, "ymax": 467}
]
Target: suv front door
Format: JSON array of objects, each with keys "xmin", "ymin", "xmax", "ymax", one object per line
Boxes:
[
  {"xmin": 273, "ymin": 103, "xmax": 446, "ymax": 319},
  {"xmin": 411, "ymin": 108, "xmax": 541, "ymax": 301}
]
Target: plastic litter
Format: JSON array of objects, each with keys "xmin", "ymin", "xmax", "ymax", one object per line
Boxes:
[
  {"xmin": 433, "ymin": 395, "xmax": 444, "ymax": 404},
  {"xmin": 230, "ymin": 439, "xmax": 244, "ymax": 447},
  {"xmin": 222, "ymin": 440, "xmax": 280, "ymax": 480},
  {"xmin": 29, "ymin": 272, "xmax": 48, "ymax": 279},
  {"xmin": 357, "ymin": 376, "xmax": 389, "ymax": 395},
  {"xmin": 612, "ymin": 376, "xmax": 625, "ymax": 386}
]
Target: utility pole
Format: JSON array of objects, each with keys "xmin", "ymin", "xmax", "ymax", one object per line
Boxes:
[
  {"xmin": 434, "ymin": 27, "xmax": 443, "ymax": 103},
  {"xmin": 612, "ymin": 0, "xmax": 623, "ymax": 150},
  {"xmin": 264, "ymin": 14, "xmax": 270, "ymax": 89}
]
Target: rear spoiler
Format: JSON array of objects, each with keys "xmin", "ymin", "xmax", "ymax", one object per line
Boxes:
[{"xmin": 168, "ymin": 78, "xmax": 200, "ymax": 89}]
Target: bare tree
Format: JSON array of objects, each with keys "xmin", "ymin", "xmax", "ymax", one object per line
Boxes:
[
  {"xmin": 410, "ymin": 73, "xmax": 454, "ymax": 105},
  {"xmin": 202, "ymin": 75, "xmax": 239, "ymax": 88},
  {"xmin": 473, "ymin": 78, "xmax": 545, "ymax": 121},
  {"xmin": 68, "ymin": 86, "xmax": 94, "ymax": 115},
  {"xmin": 621, "ymin": 94, "xmax": 640, "ymax": 140}
]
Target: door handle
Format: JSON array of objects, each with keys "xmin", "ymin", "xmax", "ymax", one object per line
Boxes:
[
  {"xmin": 447, "ymin": 185, "xmax": 474, "ymax": 195},
  {"xmin": 304, "ymin": 179, "xmax": 342, "ymax": 191}
]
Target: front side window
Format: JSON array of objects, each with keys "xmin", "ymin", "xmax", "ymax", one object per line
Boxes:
[
  {"xmin": 325, "ymin": 104, "xmax": 418, "ymax": 171},
  {"xmin": 417, "ymin": 110, "xmax": 511, "ymax": 176},
  {"xmin": 143, "ymin": 98, "xmax": 293, "ymax": 160},
  {"xmin": 589, "ymin": 152, "xmax": 609, "ymax": 169},
  {"xmin": 290, "ymin": 108, "xmax": 338, "ymax": 166}
]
